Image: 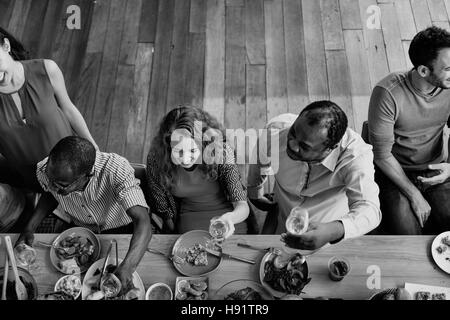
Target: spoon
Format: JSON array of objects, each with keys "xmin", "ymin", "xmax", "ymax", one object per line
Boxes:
[
  {"xmin": 146, "ymin": 248, "xmax": 185, "ymax": 265},
  {"xmin": 4, "ymin": 236, "xmax": 28, "ymax": 300}
]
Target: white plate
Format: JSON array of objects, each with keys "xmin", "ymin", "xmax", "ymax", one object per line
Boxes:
[
  {"xmin": 431, "ymin": 231, "xmax": 450, "ymax": 274},
  {"xmin": 81, "ymin": 258, "xmax": 145, "ymax": 300},
  {"xmin": 405, "ymin": 283, "xmax": 450, "ymax": 300}
]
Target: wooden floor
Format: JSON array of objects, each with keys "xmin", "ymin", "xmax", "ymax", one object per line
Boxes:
[{"xmin": 1, "ymin": 0, "xmax": 450, "ymax": 164}]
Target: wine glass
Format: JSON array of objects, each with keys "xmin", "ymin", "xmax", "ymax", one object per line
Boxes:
[
  {"xmin": 209, "ymin": 216, "xmax": 231, "ymax": 248},
  {"xmin": 283, "ymin": 206, "xmax": 309, "ymax": 254},
  {"xmin": 14, "ymin": 243, "xmax": 38, "ymax": 272}
]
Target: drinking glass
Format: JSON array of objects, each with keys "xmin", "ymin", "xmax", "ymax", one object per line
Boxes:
[
  {"xmin": 209, "ymin": 216, "xmax": 230, "ymax": 246},
  {"xmin": 283, "ymin": 206, "xmax": 309, "ymax": 254},
  {"xmin": 14, "ymin": 243, "xmax": 38, "ymax": 272}
]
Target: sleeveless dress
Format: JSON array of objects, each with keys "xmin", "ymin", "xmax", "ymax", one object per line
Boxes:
[{"xmin": 0, "ymin": 59, "xmax": 73, "ymax": 191}]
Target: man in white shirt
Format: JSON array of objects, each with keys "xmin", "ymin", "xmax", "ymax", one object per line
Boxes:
[{"xmin": 247, "ymin": 101, "xmax": 381, "ymax": 250}]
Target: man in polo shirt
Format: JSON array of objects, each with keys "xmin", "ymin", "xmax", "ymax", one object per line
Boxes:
[
  {"xmin": 16, "ymin": 136, "xmax": 152, "ymax": 292},
  {"xmin": 247, "ymin": 101, "xmax": 381, "ymax": 250},
  {"xmin": 368, "ymin": 26, "xmax": 450, "ymax": 234}
]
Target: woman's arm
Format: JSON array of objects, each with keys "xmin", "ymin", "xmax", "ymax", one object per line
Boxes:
[
  {"xmin": 218, "ymin": 144, "xmax": 250, "ymax": 224},
  {"xmin": 43, "ymin": 59, "xmax": 99, "ymax": 150}
]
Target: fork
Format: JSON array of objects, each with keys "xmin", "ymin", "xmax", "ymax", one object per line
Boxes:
[
  {"xmin": 237, "ymin": 242, "xmax": 282, "ymax": 255},
  {"xmin": 146, "ymin": 248, "xmax": 185, "ymax": 265}
]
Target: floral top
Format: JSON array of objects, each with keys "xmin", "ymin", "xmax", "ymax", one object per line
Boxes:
[{"xmin": 146, "ymin": 144, "xmax": 247, "ymax": 221}]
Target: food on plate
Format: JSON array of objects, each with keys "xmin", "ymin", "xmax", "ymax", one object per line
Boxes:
[
  {"xmin": 436, "ymin": 245, "xmax": 447, "ymax": 254},
  {"xmin": 441, "ymin": 236, "xmax": 450, "ymax": 247},
  {"xmin": 55, "ymin": 275, "xmax": 82, "ymax": 299},
  {"xmin": 176, "ymin": 278, "xmax": 208, "ymax": 300},
  {"xmin": 263, "ymin": 253, "xmax": 311, "ymax": 295},
  {"xmin": 432, "ymin": 293, "xmax": 446, "ymax": 300},
  {"xmin": 58, "ymin": 258, "xmax": 81, "ymax": 275},
  {"xmin": 86, "ymin": 290, "xmax": 105, "ymax": 300},
  {"xmin": 185, "ymin": 244, "xmax": 208, "ymax": 266},
  {"xmin": 224, "ymin": 287, "xmax": 264, "ymax": 300},
  {"xmin": 36, "ymin": 292, "xmax": 73, "ymax": 300},
  {"xmin": 375, "ymin": 288, "xmax": 412, "ymax": 300},
  {"xmin": 55, "ymin": 233, "xmax": 95, "ymax": 271},
  {"xmin": 415, "ymin": 291, "xmax": 431, "ymax": 300}
]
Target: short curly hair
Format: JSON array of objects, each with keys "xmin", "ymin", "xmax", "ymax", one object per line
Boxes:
[
  {"xmin": 299, "ymin": 101, "xmax": 348, "ymax": 149},
  {"xmin": 409, "ymin": 26, "xmax": 450, "ymax": 70},
  {"xmin": 48, "ymin": 136, "xmax": 96, "ymax": 177}
]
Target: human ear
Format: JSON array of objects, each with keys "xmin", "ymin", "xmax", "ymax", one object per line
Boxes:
[
  {"xmin": 416, "ymin": 65, "xmax": 431, "ymax": 77},
  {"xmin": 1, "ymin": 38, "xmax": 11, "ymax": 53}
]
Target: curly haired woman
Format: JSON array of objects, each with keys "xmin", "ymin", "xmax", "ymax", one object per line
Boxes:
[{"xmin": 146, "ymin": 106, "xmax": 249, "ymax": 235}]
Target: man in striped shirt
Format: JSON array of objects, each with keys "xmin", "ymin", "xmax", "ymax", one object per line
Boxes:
[{"xmin": 16, "ymin": 136, "xmax": 152, "ymax": 294}]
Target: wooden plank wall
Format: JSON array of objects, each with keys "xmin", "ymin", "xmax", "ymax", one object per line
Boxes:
[{"xmin": 2, "ymin": 0, "xmax": 450, "ymax": 167}]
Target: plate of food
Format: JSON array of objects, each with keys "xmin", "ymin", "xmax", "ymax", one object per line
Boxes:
[
  {"xmin": 259, "ymin": 250, "xmax": 311, "ymax": 298},
  {"xmin": 404, "ymin": 282, "xmax": 450, "ymax": 300},
  {"xmin": 171, "ymin": 230, "xmax": 222, "ymax": 277},
  {"xmin": 431, "ymin": 231, "xmax": 450, "ymax": 274},
  {"xmin": 49, "ymin": 227, "xmax": 101, "ymax": 274},
  {"xmin": 175, "ymin": 276, "xmax": 209, "ymax": 300},
  {"xmin": 0, "ymin": 266, "xmax": 38, "ymax": 300},
  {"xmin": 213, "ymin": 279, "xmax": 274, "ymax": 300},
  {"xmin": 81, "ymin": 258, "xmax": 145, "ymax": 300}
]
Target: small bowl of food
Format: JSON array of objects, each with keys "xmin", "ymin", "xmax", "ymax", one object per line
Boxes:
[
  {"xmin": 145, "ymin": 283, "xmax": 173, "ymax": 300},
  {"xmin": 328, "ymin": 256, "xmax": 351, "ymax": 281},
  {"xmin": 55, "ymin": 274, "xmax": 82, "ymax": 300}
]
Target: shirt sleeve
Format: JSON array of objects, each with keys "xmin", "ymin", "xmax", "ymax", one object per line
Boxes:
[
  {"xmin": 337, "ymin": 147, "xmax": 381, "ymax": 239},
  {"xmin": 36, "ymin": 158, "xmax": 51, "ymax": 192},
  {"xmin": 218, "ymin": 144, "xmax": 247, "ymax": 202},
  {"xmin": 367, "ymin": 86, "xmax": 397, "ymax": 162},
  {"xmin": 111, "ymin": 156, "xmax": 149, "ymax": 212}
]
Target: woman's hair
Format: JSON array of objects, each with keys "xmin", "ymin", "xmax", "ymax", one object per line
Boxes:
[
  {"xmin": 0, "ymin": 27, "xmax": 30, "ymax": 60},
  {"xmin": 150, "ymin": 106, "xmax": 227, "ymax": 190}
]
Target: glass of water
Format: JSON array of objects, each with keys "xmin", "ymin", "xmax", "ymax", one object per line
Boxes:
[{"xmin": 283, "ymin": 206, "xmax": 309, "ymax": 254}]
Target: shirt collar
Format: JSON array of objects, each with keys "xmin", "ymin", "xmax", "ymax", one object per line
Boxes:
[{"xmin": 319, "ymin": 145, "xmax": 340, "ymax": 172}]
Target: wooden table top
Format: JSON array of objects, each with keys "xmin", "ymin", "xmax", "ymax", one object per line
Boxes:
[{"xmin": 0, "ymin": 234, "xmax": 449, "ymax": 300}]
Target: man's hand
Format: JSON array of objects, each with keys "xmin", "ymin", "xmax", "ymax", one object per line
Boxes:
[
  {"xmin": 114, "ymin": 264, "xmax": 134, "ymax": 294},
  {"xmin": 418, "ymin": 163, "xmax": 450, "ymax": 186},
  {"xmin": 15, "ymin": 230, "xmax": 34, "ymax": 247},
  {"xmin": 281, "ymin": 221, "xmax": 344, "ymax": 250},
  {"xmin": 408, "ymin": 191, "xmax": 431, "ymax": 228}
]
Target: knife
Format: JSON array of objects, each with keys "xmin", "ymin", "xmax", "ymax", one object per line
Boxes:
[{"xmin": 203, "ymin": 247, "xmax": 256, "ymax": 265}]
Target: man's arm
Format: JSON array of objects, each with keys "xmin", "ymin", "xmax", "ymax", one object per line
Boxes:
[
  {"xmin": 16, "ymin": 192, "xmax": 58, "ymax": 246},
  {"xmin": 115, "ymin": 205, "xmax": 152, "ymax": 291},
  {"xmin": 368, "ymin": 86, "xmax": 430, "ymax": 226}
]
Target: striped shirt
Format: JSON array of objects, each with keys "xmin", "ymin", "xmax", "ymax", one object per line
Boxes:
[{"xmin": 36, "ymin": 152, "xmax": 149, "ymax": 233}]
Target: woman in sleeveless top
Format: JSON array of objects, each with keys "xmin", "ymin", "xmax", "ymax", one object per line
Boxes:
[
  {"xmin": 146, "ymin": 106, "xmax": 249, "ymax": 235},
  {"xmin": 0, "ymin": 27, "xmax": 98, "ymax": 192}
]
